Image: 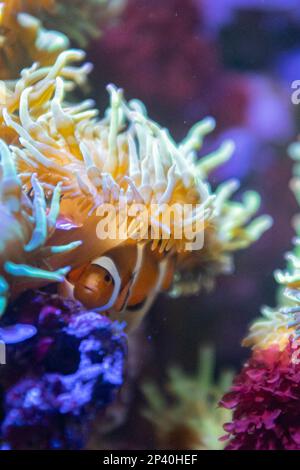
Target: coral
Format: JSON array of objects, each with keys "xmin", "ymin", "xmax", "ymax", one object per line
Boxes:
[
  {"xmin": 0, "ymin": 0, "xmax": 286, "ymax": 452},
  {"xmin": 0, "ymin": 290, "xmax": 127, "ymax": 449},
  {"xmin": 219, "ymin": 139, "xmax": 300, "ymax": 450},
  {"xmin": 86, "ymin": 327, "xmax": 148, "ymax": 449},
  {"xmin": 142, "ymin": 349, "xmax": 232, "ymax": 450},
  {"xmin": 221, "ymin": 341, "xmax": 300, "ymax": 450}
]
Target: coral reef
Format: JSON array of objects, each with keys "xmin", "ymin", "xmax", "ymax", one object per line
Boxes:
[
  {"xmin": 219, "ymin": 140, "xmax": 300, "ymax": 450},
  {"xmin": 0, "ymin": 290, "xmax": 127, "ymax": 449},
  {"xmin": 221, "ymin": 341, "xmax": 300, "ymax": 450},
  {"xmin": 143, "ymin": 349, "xmax": 232, "ymax": 450},
  {"xmin": 0, "ymin": 1, "xmax": 279, "ymax": 451}
]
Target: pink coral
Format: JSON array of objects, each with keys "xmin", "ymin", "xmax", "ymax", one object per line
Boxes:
[{"xmin": 220, "ymin": 340, "xmax": 300, "ymax": 450}]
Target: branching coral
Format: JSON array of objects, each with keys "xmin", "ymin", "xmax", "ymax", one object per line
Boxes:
[
  {"xmin": 0, "ymin": 49, "xmax": 271, "ymax": 328},
  {"xmin": 142, "ymin": 348, "xmax": 232, "ymax": 450}
]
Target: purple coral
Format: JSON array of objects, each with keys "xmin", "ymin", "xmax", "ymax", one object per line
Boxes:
[{"xmin": 0, "ymin": 291, "xmax": 127, "ymax": 449}]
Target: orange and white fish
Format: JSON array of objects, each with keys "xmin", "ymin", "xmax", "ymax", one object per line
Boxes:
[{"xmin": 59, "ymin": 242, "xmax": 176, "ymax": 331}]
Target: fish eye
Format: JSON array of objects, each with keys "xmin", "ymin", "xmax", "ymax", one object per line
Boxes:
[{"xmin": 104, "ymin": 273, "xmax": 112, "ymax": 284}]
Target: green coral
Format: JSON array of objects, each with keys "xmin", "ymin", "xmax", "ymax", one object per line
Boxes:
[{"xmin": 142, "ymin": 348, "xmax": 233, "ymax": 450}]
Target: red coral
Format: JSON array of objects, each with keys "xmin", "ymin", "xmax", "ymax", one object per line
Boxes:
[{"xmin": 220, "ymin": 340, "xmax": 300, "ymax": 450}]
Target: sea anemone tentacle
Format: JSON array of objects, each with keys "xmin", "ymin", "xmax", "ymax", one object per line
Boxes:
[{"xmin": 0, "ymin": 140, "xmax": 81, "ymax": 315}]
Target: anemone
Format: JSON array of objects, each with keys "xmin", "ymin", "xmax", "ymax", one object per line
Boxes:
[
  {"xmin": 0, "ymin": 1, "xmax": 70, "ymax": 79},
  {"xmin": 0, "ymin": 48, "xmax": 271, "ymax": 327},
  {"xmin": 0, "ymin": 139, "xmax": 81, "ymax": 315},
  {"xmin": 0, "ymin": 0, "xmax": 115, "ymax": 79},
  {"xmin": 241, "ymin": 141, "xmax": 300, "ymax": 352},
  {"xmin": 36, "ymin": 0, "xmax": 125, "ymax": 47}
]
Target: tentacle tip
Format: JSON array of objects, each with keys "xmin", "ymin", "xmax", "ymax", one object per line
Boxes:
[{"xmin": 0, "ymin": 296, "xmax": 7, "ymax": 317}]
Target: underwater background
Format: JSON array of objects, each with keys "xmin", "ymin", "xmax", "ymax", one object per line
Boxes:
[
  {"xmin": 1, "ymin": 0, "xmax": 300, "ymax": 450},
  {"xmin": 88, "ymin": 0, "xmax": 299, "ymax": 449}
]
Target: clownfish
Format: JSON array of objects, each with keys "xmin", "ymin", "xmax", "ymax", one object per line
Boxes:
[{"xmin": 59, "ymin": 242, "xmax": 176, "ymax": 330}]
